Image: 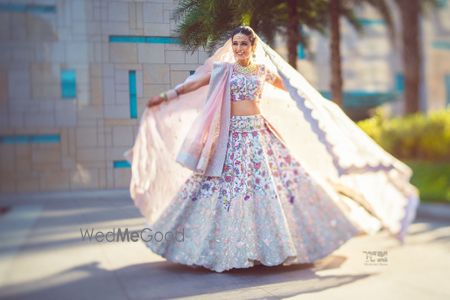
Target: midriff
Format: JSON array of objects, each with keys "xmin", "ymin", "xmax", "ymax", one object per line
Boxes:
[{"xmin": 231, "ymin": 99, "xmax": 261, "ymax": 116}]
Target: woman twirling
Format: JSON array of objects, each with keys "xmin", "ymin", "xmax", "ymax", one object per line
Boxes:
[{"xmin": 124, "ymin": 26, "xmax": 419, "ymax": 272}]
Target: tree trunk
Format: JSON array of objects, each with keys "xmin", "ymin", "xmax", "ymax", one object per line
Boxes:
[
  {"xmin": 287, "ymin": 0, "xmax": 299, "ymax": 68},
  {"xmin": 330, "ymin": 0, "xmax": 343, "ymax": 108},
  {"xmin": 399, "ymin": 0, "xmax": 421, "ymax": 114}
]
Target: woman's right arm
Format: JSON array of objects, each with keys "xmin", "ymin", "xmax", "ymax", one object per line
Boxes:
[
  {"xmin": 147, "ymin": 71, "xmax": 211, "ymax": 108},
  {"xmin": 175, "ymin": 71, "xmax": 211, "ymax": 95}
]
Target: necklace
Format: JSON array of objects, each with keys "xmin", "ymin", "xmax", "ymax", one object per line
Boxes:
[{"xmin": 234, "ymin": 61, "xmax": 258, "ymax": 75}]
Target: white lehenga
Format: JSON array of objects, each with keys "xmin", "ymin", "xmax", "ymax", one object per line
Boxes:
[
  {"xmin": 124, "ymin": 33, "xmax": 420, "ymax": 272},
  {"xmin": 144, "ymin": 114, "xmax": 360, "ymax": 272}
]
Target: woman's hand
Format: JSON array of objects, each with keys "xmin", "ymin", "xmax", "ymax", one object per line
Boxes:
[
  {"xmin": 272, "ymin": 75, "xmax": 287, "ymax": 91},
  {"xmin": 147, "ymin": 95, "xmax": 164, "ymax": 108}
]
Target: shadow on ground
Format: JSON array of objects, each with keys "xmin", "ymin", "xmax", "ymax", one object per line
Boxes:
[{"xmin": 0, "ymin": 255, "xmax": 374, "ymax": 299}]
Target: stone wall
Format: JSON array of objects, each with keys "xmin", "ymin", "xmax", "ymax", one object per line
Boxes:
[
  {"xmin": 0, "ymin": 0, "xmax": 448, "ymax": 193},
  {"xmin": 0, "ymin": 0, "xmax": 209, "ymax": 193}
]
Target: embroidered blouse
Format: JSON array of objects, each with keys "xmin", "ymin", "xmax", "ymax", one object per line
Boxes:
[{"xmin": 230, "ymin": 64, "xmax": 278, "ymax": 102}]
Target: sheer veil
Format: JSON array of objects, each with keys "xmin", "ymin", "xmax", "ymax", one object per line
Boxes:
[{"xmin": 124, "ymin": 33, "xmax": 419, "ymax": 243}]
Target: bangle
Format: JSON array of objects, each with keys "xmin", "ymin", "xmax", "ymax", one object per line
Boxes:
[
  {"xmin": 159, "ymin": 92, "xmax": 168, "ymax": 101},
  {"xmin": 166, "ymin": 89, "xmax": 178, "ymax": 100},
  {"xmin": 174, "ymin": 83, "xmax": 183, "ymax": 95}
]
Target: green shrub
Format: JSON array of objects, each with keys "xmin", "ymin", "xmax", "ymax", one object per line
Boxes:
[
  {"xmin": 357, "ymin": 108, "xmax": 450, "ymax": 162},
  {"xmin": 407, "ymin": 160, "xmax": 450, "ymax": 203}
]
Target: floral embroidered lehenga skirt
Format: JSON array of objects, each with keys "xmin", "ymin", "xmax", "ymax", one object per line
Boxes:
[{"xmin": 145, "ymin": 114, "xmax": 360, "ymax": 272}]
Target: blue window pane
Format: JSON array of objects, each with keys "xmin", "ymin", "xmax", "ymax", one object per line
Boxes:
[
  {"xmin": 0, "ymin": 134, "xmax": 60, "ymax": 144},
  {"xmin": 0, "ymin": 3, "xmax": 56, "ymax": 13},
  {"xmin": 129, "ymin": 71, "xmax": 137, "ymax": 119},
  {"xmin": 297, "ymin": 44, "xmax": 306, "ymax": 60},
  {"xmin": 357, "ymin": 18, "xmax": 385, "ymax": 26},
  {"xmin": 113, "ymin": 160, "xmax": 131, "ymax": 169},
  {"xmin": 433, "ymin": 40, "xmax": 450, "ymax": 50},
  {"xmin": 319, "ymin": 90, "xmax": 396, "ymax": 108},
  {"xmin": 61, "ymin": 69, "xmax": 77, "ymax": 99},
  {"xmin": 395, "ymin": 73, "xmax": 405, "ymax": 92},
  {"xmin": 437, "ymin": 0, "xmax": 448, "ymax": 8},
  {"xmin": 109, "ymin": 35, "xmax": 181, "ymax": 44}
]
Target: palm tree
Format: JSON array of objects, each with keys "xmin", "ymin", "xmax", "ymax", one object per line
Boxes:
[
  {"xmin": 288, "ymin": 0, "xmax": 300, "ymax": 67},
  {"xmin": 329, "ymin": 0, "xmax": 343, "ymax": 107},
  {"xmin": 173, "ymin": 0, "xmax": 329, "ymax": 69},
  {"xmin": 394, "ymin": 0, "xmax": 439, "ymax": 114},
  {"xmin": 329, "ymin": 0, "xmax": 438, "ymax": 113},
  {"xmin": 175, "ymin": 0, "xmax": 429, "ymax": 113},
  {"xmin": 358, "ymin": 0, "xmax": 437, "ymax": 114},
  {"xmin": 326, "ymin": 0, "xmax": 395, "ymax": 108},
  {"xmin": 285, "ymin": 0, "xmax": 329, "ymax": 68},
  {"xmin": 397, "ymin": 0, "xmax": 421, "ymax": 114},
  {"xmin": 173, "ymin": 0, "xmax": 284, "ymax": 55}
]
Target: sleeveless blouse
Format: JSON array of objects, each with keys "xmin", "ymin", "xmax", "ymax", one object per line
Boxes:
[{"xmin": 230, "ymin": 64, "xmax": 278, "ymax": 102}]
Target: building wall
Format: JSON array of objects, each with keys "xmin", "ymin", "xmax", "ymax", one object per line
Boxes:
[
  {"xmin": 287, "ymin": 0, "xmax": 450, "ymax": 114},
  {"xmin": 0, "ymin": 0, "xmax": 208, "ymax": 193},
  {"xmin": 0, "ymin": 0, "xmax": 449, "ymax": 193},
  {"xmin": 424, "ymin": 0, "xmax": 450, "ymax": 110}
]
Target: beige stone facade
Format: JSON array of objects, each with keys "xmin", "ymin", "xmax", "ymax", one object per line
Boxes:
[{"xmin": 0, "ymin": 0, "xmax": 449, "ymax": 193}]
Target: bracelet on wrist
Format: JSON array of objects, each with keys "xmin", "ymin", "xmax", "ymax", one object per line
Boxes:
[
  {"xmin": 159, "ymin": 92, "xmax": 168, "ymax": 101},
  {"xmin": 174, "ymin": 83, "xmax": 183, "ymax": 96},
  {"xmin": 166, "ymin": 89, "xmax": 178, "ymax": 100}
]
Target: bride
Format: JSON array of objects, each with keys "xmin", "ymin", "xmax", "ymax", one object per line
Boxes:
[{"xmin": 124, "ymin": 26, "xmax": 419, "ymax": 272}]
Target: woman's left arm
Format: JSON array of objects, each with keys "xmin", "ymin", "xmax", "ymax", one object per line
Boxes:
[
  {"xmin": 271, "ymin": 75, "xmax": 287, "ymax": 91},
  {"xmin": 265, "ymin": 67, "xmax": 287, "ymax": 91}
]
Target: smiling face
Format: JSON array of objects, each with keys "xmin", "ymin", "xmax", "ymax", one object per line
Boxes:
[{"xmin": 232, "ymin": 33, "xmax": 255, "ymax": 65}]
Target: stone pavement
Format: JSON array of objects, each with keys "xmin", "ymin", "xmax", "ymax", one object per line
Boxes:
[{"xmin": 0, "ymin": 190, "xmax": 449, "ymax": 300}]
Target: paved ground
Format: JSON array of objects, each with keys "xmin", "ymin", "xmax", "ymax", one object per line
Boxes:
[{"xmin": 0, "ymin": 190, "xmax": 449, "ymax": 300}]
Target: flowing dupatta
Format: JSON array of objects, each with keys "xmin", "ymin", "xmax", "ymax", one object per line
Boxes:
[
  {"xmin": 175, "ymin": 61, "xmax": 232, "ymax": 176},
  {"xmin": 124, "ymin": 34, "xmax": 419, "ymax": 243}
]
